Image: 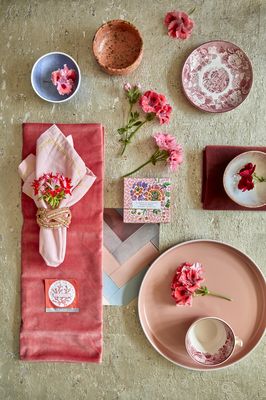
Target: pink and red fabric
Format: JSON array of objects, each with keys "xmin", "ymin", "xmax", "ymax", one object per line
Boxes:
[{"xmin": 20, "ymin": 123, "xmax": 104, "ymax": 362}]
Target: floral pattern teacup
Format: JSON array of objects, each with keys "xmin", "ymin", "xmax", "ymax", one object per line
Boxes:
[{"xmin": 185, "ymin": 317, "xmax": 243, "ymax": 366}]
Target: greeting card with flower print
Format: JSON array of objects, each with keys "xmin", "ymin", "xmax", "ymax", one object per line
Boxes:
[
  {"xmin": 124, "ymin": 178, "xmax": 171, "ymax": 223},
  {"xmin": 45, "ymin": 279, "xmax": 79, "ymax": 312}
]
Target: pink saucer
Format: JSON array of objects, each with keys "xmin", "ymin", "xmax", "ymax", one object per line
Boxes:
[
  {"xmin": 138, "ymin": 240, "xmax": 266, "ymax": 370},
  {"xmin": 182, "ymin": 41, "xmax": 253, "ymax": 113}
]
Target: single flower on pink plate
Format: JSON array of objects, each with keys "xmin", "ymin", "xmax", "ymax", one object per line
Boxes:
[
  {"xmin": 171, "ymin": 262, "xmax": 231, "ymax": 306},
  {"xmin": 164, "ymin": 11, "xmax": 194, "ymax": 40}
]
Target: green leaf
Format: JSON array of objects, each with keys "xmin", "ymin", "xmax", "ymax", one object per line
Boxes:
[{"xmin": 163, "ymin": 182, "xmax": 171, "ymax": 187}]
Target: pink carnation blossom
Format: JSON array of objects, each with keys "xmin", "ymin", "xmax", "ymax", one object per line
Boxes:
[
  {"xmin": 164, "ymin": 11, "xmax": 194, "ymax": 40},
  {"xmin": 167, "ymin": 146, "xmax": 183, "ymax": 171}
]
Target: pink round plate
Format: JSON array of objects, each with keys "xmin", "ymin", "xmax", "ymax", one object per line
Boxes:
[
  {"xmin": 182, "ymin": 41, "xmax": 253, "ymax": 113},
  {"xmin": 138, "ymin": 240, "xmax": 266, "ymax": 370}
]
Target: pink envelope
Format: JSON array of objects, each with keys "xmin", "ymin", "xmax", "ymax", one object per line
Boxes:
[{"xmin": 18, "ymin": 124, "xmax": 96, "ymax": 267}]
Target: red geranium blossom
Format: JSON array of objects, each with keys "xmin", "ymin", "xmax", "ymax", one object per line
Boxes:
[
  {"xmin": 32, "ymin": 172, "xmax": 73, "ymax": 208},
  {"xmin": 139, "ymin": 91, "xmax": 172, "ymax": 125}
]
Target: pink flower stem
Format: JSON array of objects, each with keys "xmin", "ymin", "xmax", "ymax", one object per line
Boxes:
[
  {"xmin": 122, "ymin": 149, "xmax": 169, "ymax": 177},
  {"xmin": 121, "ymin": 120, "xmax": 148, "ymax": 155},
  {"xmin": 122, "ymin": 159, "xmax": 152, "ymax": 177},
  {"xmin": 194, "ymin": 286, "xmax": 232, "ymax": 301}
]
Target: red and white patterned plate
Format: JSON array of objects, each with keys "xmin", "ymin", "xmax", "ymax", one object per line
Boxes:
[{"xmin": 182, "ymin": 41, "xmax": 253, "ymax": 113}]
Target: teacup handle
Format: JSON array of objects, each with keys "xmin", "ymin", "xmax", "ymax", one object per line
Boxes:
[{"xmin": 235, "ymin": 336, "xmax": 243, "ymax": 347}]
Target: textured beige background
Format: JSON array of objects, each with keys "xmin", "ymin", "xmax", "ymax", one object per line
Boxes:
[{"xmin": 0, "ymin": 0, "xmax": 265, "ymax": 399}]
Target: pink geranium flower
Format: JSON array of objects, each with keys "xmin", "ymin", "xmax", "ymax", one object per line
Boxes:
[
  {"xmin": 56, "ymin": 78, "xmax": 73, "ymax": 96},
  {"xmin": 139, "ymin": 90, "xmax": 164, "ymax": 113},
  {"xmin": 171, "ymin": 262, "xmax": 231, "ymax": 307},
  {"xmin": 164, "ymin": 11, "xmax": 194, "ymax": 40},
  {"xmin": 155, "ymin": 103, "xmax": 172, "ymax": 125},
  {"xmin": 51, "ymin": 64, "xmax": 76, "ymax": 96}
]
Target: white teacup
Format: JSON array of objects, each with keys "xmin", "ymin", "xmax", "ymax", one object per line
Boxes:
[{"xmin": 185, "ymin": 317, "xmax": 243, "ymax": 366}]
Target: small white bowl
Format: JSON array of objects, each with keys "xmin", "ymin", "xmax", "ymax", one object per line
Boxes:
[
  {"xmin": 223, "ymin": 151, "xmax": 266, "ymax": 208},
  {"xmin": 31, "ymin": 52, "xmax": 81, "ymax": 103}
]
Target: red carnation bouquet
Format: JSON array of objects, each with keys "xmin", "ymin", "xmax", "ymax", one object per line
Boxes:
[{"xmin": 32, "ymin": 172, "xmax": 73, "ymax": 209}]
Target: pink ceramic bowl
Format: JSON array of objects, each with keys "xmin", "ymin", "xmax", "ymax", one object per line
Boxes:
[{"xmin": 92, "ymin": 20, "xmax": 143, "ymax": 76}]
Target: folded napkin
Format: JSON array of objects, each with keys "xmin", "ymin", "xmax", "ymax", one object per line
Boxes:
[
  {"xmin": 20, "ymin": 123, "xmax": 104, "ymax": 362},
  {"xmin": 18, "ymin": 124, "xmax": 96, "ymax": 267},
  {"xmin": 202, "ymin": 145, "xmax": 266, "ymax": 210}
]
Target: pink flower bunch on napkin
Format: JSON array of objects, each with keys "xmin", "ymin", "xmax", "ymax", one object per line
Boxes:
[{"xmin": 18, "ymin": 124, "xmax": 96, "ymax": 267}]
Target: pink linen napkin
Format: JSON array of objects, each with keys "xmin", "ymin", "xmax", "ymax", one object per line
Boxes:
[
  {"xmin": 18, "ymin": 124, "xmax": 96, "ymax": 267},
  {"xmin": 20, "ymin": 123, "xmax": 104, "ymax": 362}
]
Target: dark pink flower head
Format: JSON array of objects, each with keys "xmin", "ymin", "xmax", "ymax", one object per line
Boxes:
[
  {"xmin": 238, "ymin": 175, "xmax": 254, "ymax": 192},
  {"xmin": 238, "ymin": 162, "xmax": 256, "ymax": 177},
  {"xmin": 165, "ymin": 11, "xmax": 194, "ymax": 40},
  {"xmin": 171, "ymin": 287, "xmax": 192, "ymax": 306},
  {"xmin": 155, "ymin": 103, "xmax": 172, "ymax": 125},
  {"xmin": 171, "ymin": 262, "xmax": 204, "ymax": 306},
  {"xmin": 139, "ymin": 90, "xmax": 164, "ymax": 113}
]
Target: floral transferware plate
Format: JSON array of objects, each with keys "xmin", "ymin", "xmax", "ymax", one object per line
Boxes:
[
  {"xmin": 138, "ymin": 240, "xmax": 266, "ymax": 370},
  {"xmin": 223, "ymin": 151, "xmax": 266, "ymax": 208},
  {"xmin": 182, "ymin": 41, "xmax": 253, "ymax": 113}
]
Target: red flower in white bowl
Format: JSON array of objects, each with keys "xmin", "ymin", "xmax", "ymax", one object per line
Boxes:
[{"xmin": 237, "ymin": 162, "xmax": 266, "ymax": 192}]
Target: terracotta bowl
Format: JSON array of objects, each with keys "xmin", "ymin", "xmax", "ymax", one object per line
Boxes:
[{"xmin": 92, "ymin": 20, "xmax": 143, "ymax": 76}]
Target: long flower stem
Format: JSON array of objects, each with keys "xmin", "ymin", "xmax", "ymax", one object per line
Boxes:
[
  {"xmin": 205, "ymin": 291, "xmax": 232, "ymax": 301},
  {"xmin": 122, "ymin": 159, "xmax": 152, "ymax": 177},
  {"xmin": 194, "ymin": 286, "xmax": 232, "ymax": 301},
  {"xmin": 128, "ymin": 120, "xmax": 148, "ymax": 141},
  {"xmin": 121, "ymin": 120, "xmax": 149, "ymax": 155}
]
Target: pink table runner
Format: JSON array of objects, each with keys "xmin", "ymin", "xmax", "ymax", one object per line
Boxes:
[
  {"xmin": 202, "ymin": 145, "xmax": 266, "ymax": 211},
  {"xmin": 20, "ymin": 123, "xmax": 104, "ymax": 362}
]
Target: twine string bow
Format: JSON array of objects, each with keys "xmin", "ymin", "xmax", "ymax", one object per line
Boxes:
[{"xmin": 36, "ymin": 207, "xmax": 72, "ymax": 229}]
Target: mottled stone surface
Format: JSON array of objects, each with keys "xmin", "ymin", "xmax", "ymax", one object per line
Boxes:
[{"xmin": 0, "ymin": 0, "xmax": 265, "ymax": 399}]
